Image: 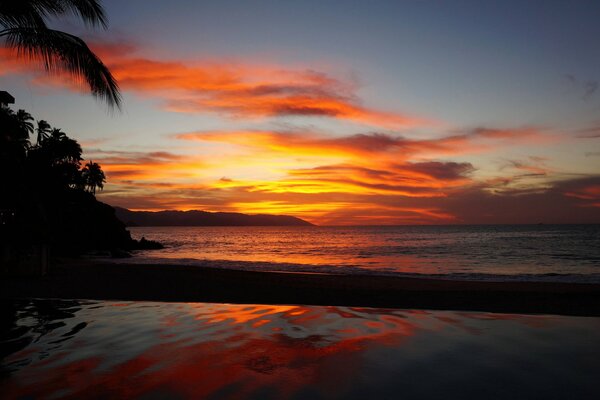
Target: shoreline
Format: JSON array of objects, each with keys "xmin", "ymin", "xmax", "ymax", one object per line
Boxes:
[{"xmin": 2, "ymin": 260, "xmax": 600, "ymax": 316}]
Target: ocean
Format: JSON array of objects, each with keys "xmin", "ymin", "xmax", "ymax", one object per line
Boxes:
[
  {"xmin": 1, "ymin": 299, "xmax": 599, "ymax": 399},
  {"xmin": 126, "ymin": 224, "xmax": 600, "ymax": 283},
  {"xmin": 4, "ymin": 228, "xmax": 599, "ymax": 398}
]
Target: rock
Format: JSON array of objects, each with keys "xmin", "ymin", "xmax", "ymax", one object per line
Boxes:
[{"xmin": 133, "ymin": 237, "xmax": 164, "ymax": 250}]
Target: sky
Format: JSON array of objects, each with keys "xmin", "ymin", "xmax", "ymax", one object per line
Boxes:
[{"xmin": 1, "ymin": 0, "xmax": 600, "ymax": 224}]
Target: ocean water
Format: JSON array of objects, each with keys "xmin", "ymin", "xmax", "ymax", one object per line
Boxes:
[
  {"xmin": 1, "ymin": 299, "xmax": 599, "ymax": 399},
  {"xmin": 125, "ymin": 225, "xmax": 600, "ymax": 282}
]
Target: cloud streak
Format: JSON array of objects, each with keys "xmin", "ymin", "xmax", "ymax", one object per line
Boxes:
[
  {"xmin": 176, "ymin": 126, "xmax": 549, "ymax": 160},
  {"xmin": 0, "ymin": 40, "xmax": 431, "ymax": 129}
]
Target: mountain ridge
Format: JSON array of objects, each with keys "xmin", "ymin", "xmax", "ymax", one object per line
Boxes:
[{"xmin": 113, "ymin": 207, "xmax": 314, "ymax": 227}]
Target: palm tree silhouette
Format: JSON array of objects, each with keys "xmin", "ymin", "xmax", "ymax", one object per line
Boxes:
[
  {"xmin": 36, "ymin": 119, "xmax": 51, "ymax": 145},
  {"xmin": 16, "ymin": 109, "xmax": 34, "ymax": 137},
  {"xmin": 42, "ymin": 128, "xmax": 82, "ymax": 165},
  {"xmin": 49, "ymin": 127, "xmax": 66, "ymax": 141},
  {"xmin": 82, "ymin": 160, "xmax": 105, "ymax": 194},
  {"xmin": 0, "ymin": 107, "xmax": 32, "ymax": 149},
  {"xmin": 30, "ymin": 126, "xmax": 83, "ymax": 188},
  {"xmin": 11, "ymin": 108, "xmax": 33, "ymax": 148},
  {"xmin": 0, "ymin": 0, "xmax": 121, "ymax": 109}
]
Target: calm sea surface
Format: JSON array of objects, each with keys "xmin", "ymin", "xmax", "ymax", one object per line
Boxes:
[
  {"xmin": 1, "ymin": 299, "xmax": 599, "ymax": 399},
  {"xmin": 126, "ymin": 225, "xmax": 600, "ymax": 282}
]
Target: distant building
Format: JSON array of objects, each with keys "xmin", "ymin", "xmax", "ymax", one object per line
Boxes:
[{"xmin": 0, "ymin": 91, "xmax": 15, "ymax": 108}]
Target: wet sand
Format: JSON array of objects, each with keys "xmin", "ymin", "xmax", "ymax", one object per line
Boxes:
[{"xmin": 2, "ymin": 260, "xmax": 600, "ymax": 316}]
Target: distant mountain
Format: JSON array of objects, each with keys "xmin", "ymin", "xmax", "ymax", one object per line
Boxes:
[{"xmin": 114, "ymin": 207, "xmax": 314, "ymax": 227}]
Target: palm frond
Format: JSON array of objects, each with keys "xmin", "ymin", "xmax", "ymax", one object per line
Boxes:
[
  {"xmin": 57, "ymin": 0, "xmax": 108, "ymax": 28},
  {"xmin": 0, "ymin": 1, "xmax": 48, "ymax": 29},
  {"xmin": 0, "ymin": 0, "xmax": 107, "ymax": 29},
  {"xmin": 2, "ymin": 27, "xmax": 122, "ymax": 109}
]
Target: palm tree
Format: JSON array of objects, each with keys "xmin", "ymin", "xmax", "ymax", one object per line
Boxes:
[
  {"xmin": 31, "ymin": 126, "xmax": 83, "ymax": 188},
  {"xmin": 36, "ymin": 119, "xmax": 50, "ymax": 145},
  {"xmin": 0, "ymin": 0, "xmax": 121, "ymax": 109},
  {"xmin": 16, "ymin": 109, "xmax": 34, "ymax": 136},
  {"xmin": 41, "ymin": 127, "xmax": 82, "ymax": 165},
  {"xmin": 49, "ymin": 127, "xmax": 66, "ymax": 141},
  {"xmin": 13, "ymin": 109, "xmax": 34, "ymax": 148},
  {"xmin": 81, "ymin": 160, "xmax": 105, "ymax": 194},
  {"xmin": 0, "ymin": 106, "xmax": 28, "ymax": 152}
]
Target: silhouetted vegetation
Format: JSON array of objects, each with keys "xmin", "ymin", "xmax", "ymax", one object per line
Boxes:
[{"xmin": 0, "ymin": 105, "xmax": 160, "ymax": 267}]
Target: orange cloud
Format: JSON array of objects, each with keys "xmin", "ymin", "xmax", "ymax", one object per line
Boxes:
[
  {"xmin": 174, "ymin": 130, "xmax": 480, "ymax": 198},
  {"xmin": 83, "ymin": 150, "xmax": 205, "ymax": 182},
  {"xmin": 282, "ymin": 162, "xmax": 473, "ymax": 195},
  {"xmin": 0, "ymin": 40, "xmax": 431, "ymax": 129},
  {"xmin": 88, "ymin": 124, "xmax": 571, "ymax": 223},
  {"xmin": 176, "ymin": 126, "xmax": 548, "ymax": 160},
  {"xmin": 93, "ymin": 150, "xmax": 477, "ymax": 223},
  {"xmin": 0, "ymin": 47, "xmax": 26, "ymax": 74}
]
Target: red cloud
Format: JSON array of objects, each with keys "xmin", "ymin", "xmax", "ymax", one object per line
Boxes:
[
  {"xmin": 0, "ymin": 40, "xmax": 431, "ymax": 128},
  {"xmin": 564, "ymin": 184, "xmax": 600, "ymax": 204}
]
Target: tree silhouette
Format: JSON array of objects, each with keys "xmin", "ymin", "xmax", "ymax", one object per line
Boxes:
[
  {"xmin": 16, "ymin": 109, "xmax": 33, "ymax": 138},
  {"xmin": 82, "ymin": 160, "xmax": 105, "ymax": 194},
  {"xmin": 27, "ymin": 124, "xmax": 83, "ymax": 189},
  {"xmin": 36, "ymin": 119, "xmax": 51, "ymax": 145},
  {"xmin": 51, "ymin": 129, "xmax": 80, "ymax": 163},
  {"xmin": 1, "ymin": 108, "xmax": 32, "ymax": 149},
  {"xmin": 2, "ymin": 105, "xmax": 152, "ymax": 261},
  {"xmin": 0, "ymin": 0, "xmax": 121, "ymax": 109},
  {"xmin": 0, "ymin": 106, "xmax": 29, "ymax": 158},
  {"xmin": 49, "ymin": 127, "xmax": 66, "ymax": 141}
]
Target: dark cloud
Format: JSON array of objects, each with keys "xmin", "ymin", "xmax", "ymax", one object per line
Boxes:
[
  {"xmin": 583, "ymin": 80, "xmax": 599, "ymax": 101},
  {"xmin": 563, "ymin": 74, "xmax": 576, "ymax": 85},
  {"xmin": 400, "ymin": 161, "xmax": 475, "ymax": 181},
  {"xmin": 443, "ymin": 176, "xmax": 600, "ymax": 224},
  {"xmin": 500, "ymin": 159, "xmax": 548, "ymax": 176},
  {"xmin": 563, "ymin": 74, "xmax": 599, "ymax": 101}
]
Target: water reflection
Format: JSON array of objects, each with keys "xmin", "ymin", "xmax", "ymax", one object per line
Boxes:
[{"xmin": 1, "ymin": 300, "xmax": 599, "ymax": 399}]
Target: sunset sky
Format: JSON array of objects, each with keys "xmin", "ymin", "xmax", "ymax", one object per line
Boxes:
[{"xmin": 2, "ymin": 0, "xmax": 599, "ymax": 224}]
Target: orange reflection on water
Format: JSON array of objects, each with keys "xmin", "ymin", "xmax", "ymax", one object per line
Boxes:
[
  {"xmin": 190, "ymin": 303, "xmax": 300, "ymax": 325},
  {"xmin": 3, "ymin": 301, "xmax": 589, "ymax": 400},
  {"xmin": 2, "ymin": 303, "xmax": 418, "ymax": 399}
]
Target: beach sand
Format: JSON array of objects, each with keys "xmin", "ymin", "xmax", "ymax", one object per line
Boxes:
[{"xmin": 2, "ymin": 260, "xmax": 600, "ymax": 316}]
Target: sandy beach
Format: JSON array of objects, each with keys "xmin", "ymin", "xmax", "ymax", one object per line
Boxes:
[{"xmin": 2, "ymin": 260, "xmax": 599, "ymax": 316}]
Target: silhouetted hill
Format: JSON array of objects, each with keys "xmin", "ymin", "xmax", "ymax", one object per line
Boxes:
[{"xmin": 114, "ymin": 207, "xmax": 314, "ymax": 227}]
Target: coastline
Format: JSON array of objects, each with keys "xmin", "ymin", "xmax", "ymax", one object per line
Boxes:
[{"xmin": 2, "ymin": 260, "xmax": 600, "ymax": 316}]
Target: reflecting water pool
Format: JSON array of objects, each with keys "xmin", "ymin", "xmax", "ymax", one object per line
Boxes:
[{"xmin": 1, "ymin": 299, "xmax": 599, "ymax": 399}]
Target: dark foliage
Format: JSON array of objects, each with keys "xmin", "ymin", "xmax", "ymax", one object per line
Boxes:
[{"xmin": 0, "ymin": 105, "xmax": 149, "ymax": 257}]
